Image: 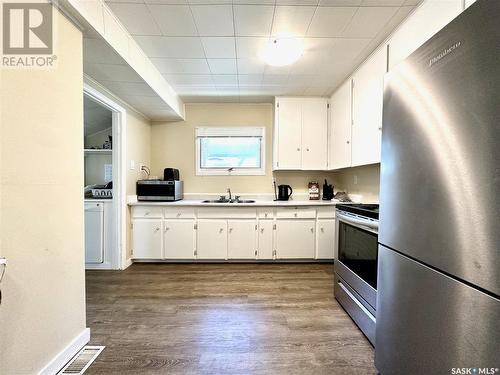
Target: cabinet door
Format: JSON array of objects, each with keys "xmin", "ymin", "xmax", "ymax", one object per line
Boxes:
[
  {"xmin": 275, "ymin": 219, "xmax": 315, "ymax": 259},
  {"xmin": 351, "ymin": 46, "xmax": 386, "ymax": 167},
  {"xmin": 258, "ymin": 220, "xmax": 274, "ymax": 259},
  {"xmin": 197, "ymin": 220, "xmax": 227, "ymax": 259},
  {"xmin": 228, "ymin": 220, "xmax": 257, "ymax": 259},
  {"xmin": 276, "ymin": 97, "xmax": 302, "ymax": 169},
  {"xmin": 132, "ymin": 220, "xmax": 162, "ymax": 259},
  {"xmin": 302, "ymin": 98, "xmax": 328, "ymax": 170},
  {"xmin": 316, "ymin": 219, "xmax": 335, "ymax": 259},
  {"xmin": 329, "ymin": 79, "xmax": 352, "ymax": 170},
  {"xmin": 164, "ymin": 220, "xmax": 195, "ymax": 259}
]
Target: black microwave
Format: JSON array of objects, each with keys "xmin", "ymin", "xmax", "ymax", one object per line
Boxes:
[{"xmin": 136, "ymin": 180, "xmax": 183, "ymax": 201}]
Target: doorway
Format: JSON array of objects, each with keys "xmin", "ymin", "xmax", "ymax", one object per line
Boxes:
[{"xmin": 83, "ymin": 83, "xmax": 127, "ymax": 270}]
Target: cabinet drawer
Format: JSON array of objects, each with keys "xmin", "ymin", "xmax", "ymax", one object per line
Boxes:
[
  {"xmin": 132, "ymin": 206, "xmax": 163, "ymax": 219},
  {"xmin": 197, "ymin": 207, "xmax": 257, "ymax": 219},
  {"xmin": 276, "ymin": 207, "xmax": 316, "ymax": 219},
  {"xmin": 317, "ymin": 207, "xmax": 336, "ymax": 219},
  {"xmin": 164, "ymin": 207, "xmax": 195, "ymax": 219},
  {"xmin": 258, "ymin": 208, "xmax": 274, "ymax": 219}
]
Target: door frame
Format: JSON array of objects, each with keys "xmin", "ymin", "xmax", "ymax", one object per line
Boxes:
[{"xmin": 84, "ymin": 82, "xmax": 128, "ymax": 270}]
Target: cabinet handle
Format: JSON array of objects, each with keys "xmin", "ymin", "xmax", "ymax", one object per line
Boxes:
[
  {"xmin": 255, "ymin": 250, "xmax": 258, "ymax": 256},
  {"xmin": 294, "ymin": 213, "xmax": 298, "ymax": 217},
  {"xmin": 229, "ymin": 228, "xmax": 233, "ymax": 233},
  {"xmin": 310, "ymin": 228, "xmax": 314, "ymax": 233},
  {"xmin": 261, "ymin": 228, "xmax": 264, "ymax": 233},
  {"xmin": 176, "ymin": 213, "xmax": 181, "ymax": 217},
  {"xmin": 165, "ymin": 227, "xmax": 170, "ymax": 232},
  {"xmin": 264, "ymin": 213, "xmax": 268, "ymax": 218},
  {"xmin": 155, "ymin": 227, "xmax": 160, "ymax": 232},
  {"xmin": 321, "ymin": 227, "xmax": 324, "ymax": 233},
  {"xmin": 306, "ymin": 148, "xmax": 310, "ymax": 151},
  {"xmin": 219, "ymin": 228, "xmax": 224, "ymax": 233},
  {"xmin": 378, "ymin": 127, "xmax": 382, "ymax": 131},
  {"xmin": 144, "ymin": 211, "xmax": 150, "ymax": 216},
  {"xmin": 346, "ymin": 140, "xmax": 350, "ymax": 144},
  {"xmin": 297, "ymin": 148, "xmax": 300, "ymax": 151}
]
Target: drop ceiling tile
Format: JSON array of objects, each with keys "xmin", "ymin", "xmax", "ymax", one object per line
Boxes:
[
  {"xmin": 330, "ymin": 37, "xmax": 372, "ymax": 62},
  {"xmin": 212, "ymin": 74, "xmax": 238, "ymax": 85},
  {"xmin": 106, "ymin": 3, "xmax": 161, "ymax": 36},
  {"xmin": 83, "ymin": 38, "xmax": 125, "ymax": 65},
  {"xmin": 238, "ymin": 74, "xmax": 263, "ymax": 85},
  {"xmin": 302, "ymin": 37, "xmax": 336, "ymax": 53},
  {"xmin": 151, "ymin": 58, "xmax": 211, "ymax": 73},
  {"xmin": 175, "ymin": 85, "xmax": 219, "ymax": 95},
  {"xmin": 201, "ymin": 37, "xmax": 236, "ymax": 58},
  {"xmin": 216, "ymin": 86, "xmax": 240, "ymax": 95},
  {"xmin": 276, "ymin": 0, "xmax": 319, "ymax": 5},
  {"xmin": 307, "ymin": 7, "xmax": 357, "ymax": 37},
  {"xmin": 164, "ymin": 74, "xmax": 215, "ymax": 85},
  {"xmin": 106, "ymin": 0, "xmax": 143, "ymax": 3},
  {"xmin": 318, "ymin": 0, "xmax": 361, "ymax": 5},
  {"xmin": 235, "ymin": 37, "xmax": 269, "ymax": 59},
  {"xmin": 134, "ymin": 36, "xmax": 205, "ymax": 58},
  {"xmin": 342, "ymin": 6, "xmax": 399, "ymax": 38},
  {"xmin": 237, "ymin": 58, "xmax": 266, "ymax": 74},
  {"xmin": 271, "ymin": 6, "xmax": 316, "ymax": 37},
  {"xmin": 207, "ymin": 59, "xmax": 238, "ymax": 74},
  {"xmin": 181, "ymin": 95, "xmax": 222, "ymax": 102},
  {"xmin": 84, "ymin": 63, "xmax": 143, "ymax": 82},
  {"xmin": 262, "ymin": 74, "xmax": 290, "ymax": 85},
  {"xmin": 362, "ymin": 0, "xmax": 404, "ymax": 5},
  {"xmin": 264, "ymin": 64, "xmax": 291, "ymax": 75},
  {"xmin": 145, "ymin": 0, "xmax": 189, "ymax": 4},
  {"xmin": 233, "ymin": 0, "xmax": 274, "ymax": 4},
  {"xmin": 233, "ymin": 5, "xmax": 274, "ymax": 37},
  {"xmin": 191, "ymin": 5, "xmax": 234, "ymax": 36},
  {"xmin": 189, "ymin": 0, "xmax": 231, "ymax": 4},
  {"xmin": 147, "ymin": 5, "xmax": 198, "ymax": 36}
]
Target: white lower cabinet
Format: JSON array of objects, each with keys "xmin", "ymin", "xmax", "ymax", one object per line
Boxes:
[
  {"xmin": 275, "ymin": 219, "xmax": 315, "ymax": 259},
  {"xmin": 228, "ymin": 220, "xmax": 257, "ymax": 259},
  {"xmin": 132, "ymin": 219, "xmax": 162, "ymax": 259},
  {"xmin": 196, "ymin": 219, "xmax": 228, "ymax": 259},
  {"xmin": 258, "ymin": 220, "xmax": 274, "ymax": 259},
  {"xmin": 316, "ymin": 219, "xmax": 335, "ymax": 259},
  {"xmin": 164, "ymin": 220, "xmax": 195, "ymax": 259}
]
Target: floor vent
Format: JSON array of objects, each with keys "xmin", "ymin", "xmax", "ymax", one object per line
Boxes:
[{"xmin": 58, "ymin": 346, "xmax": 105, "ymax": 374}]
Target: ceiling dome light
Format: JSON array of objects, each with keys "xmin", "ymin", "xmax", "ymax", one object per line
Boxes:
[{"xmin": 261, "ymin": 37, "xmax": 304, "ymax": 67}]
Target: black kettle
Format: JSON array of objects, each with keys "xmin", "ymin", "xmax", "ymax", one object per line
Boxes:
[{"xmin": 278, "ymin": 185, "xmax": 293, "ymax": 201}]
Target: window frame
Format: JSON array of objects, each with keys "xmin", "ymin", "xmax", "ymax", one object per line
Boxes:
[{"xmin": 195, "ymin": 127, "xmax": 266, "ymax": 176}]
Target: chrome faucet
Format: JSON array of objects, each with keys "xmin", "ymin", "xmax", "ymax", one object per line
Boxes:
[{"xmin": 227, "ymin": 188, "xmax": 232, "ymax": 202}]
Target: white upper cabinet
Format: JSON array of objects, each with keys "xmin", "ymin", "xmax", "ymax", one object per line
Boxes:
[
  {"xmin": 351, "ymin": 46, "xmax": 387, "ymax": 167},
  {"xmin": 329, "ymin": 80, "xmax": 352, "ymax": 170},
  {"xmin": 302, "ymin": 98, "xmax": 328, "ymax": 170},
  {"xmin": 274, "ymin": 97, "xmax": 328, "ymax": 170},
  {"xmin": 388, "ymin": 0, "xmax": 463, "ymax": 70},
  {"xmin": 275, "ymin": 97, "xmax": 302, "ymax": 170}
]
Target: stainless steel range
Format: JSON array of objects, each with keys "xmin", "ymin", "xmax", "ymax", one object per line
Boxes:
[{"xmin": 334, "ymin": 204, "xmax": 379, "ymax": 345}]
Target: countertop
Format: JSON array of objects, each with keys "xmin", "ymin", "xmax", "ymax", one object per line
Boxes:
[{"xmin": 128, "ymin": 198, "xmax": 342, "ymax": 207}]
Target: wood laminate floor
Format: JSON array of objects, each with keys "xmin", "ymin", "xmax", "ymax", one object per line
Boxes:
[{"xmin": 85, "ymin": 263, "xmax": 375, "ymax": 375}]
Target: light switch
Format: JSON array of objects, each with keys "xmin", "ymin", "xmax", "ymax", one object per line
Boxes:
[
  {"xmin": 353, "ymin": 175, "xmax": 358, "ymax": 185},
  {"xmin": 130, "ymin": 160, "xmax": 135, "ymax": 170}
]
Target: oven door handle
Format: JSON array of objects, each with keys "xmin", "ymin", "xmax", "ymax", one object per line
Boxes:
[{"xmin": 336, "ymin": 211, "xmax": 379, "ymax": 232}]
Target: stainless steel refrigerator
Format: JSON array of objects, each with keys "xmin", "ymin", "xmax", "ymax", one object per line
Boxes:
[{"xmin": 376, "ymin": 1, "xmax": 500, "ymax": 374}]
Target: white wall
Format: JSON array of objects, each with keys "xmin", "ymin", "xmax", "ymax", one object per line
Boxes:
[{"xmin": 0, "ymin": 9, "xmax": 87, "ymax": 374}]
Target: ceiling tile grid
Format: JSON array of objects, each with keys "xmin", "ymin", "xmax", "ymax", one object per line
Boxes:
[{"xmin": 104, "ymin": 0, "xmax": 422, "ymax": 102}]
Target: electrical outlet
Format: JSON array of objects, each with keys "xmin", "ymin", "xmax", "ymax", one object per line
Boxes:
[
  {"xmin": 130, "ymin": 160, "xmax": 135, "ymax": 170},
  {"xmin": 353, "ymin": 175, "xmax": 358, "ymax": 185}
]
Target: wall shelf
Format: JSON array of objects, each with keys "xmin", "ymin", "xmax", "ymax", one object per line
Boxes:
[{"xmin": 84, "ymin": 149, "xmax": 112, "ymax": 155}]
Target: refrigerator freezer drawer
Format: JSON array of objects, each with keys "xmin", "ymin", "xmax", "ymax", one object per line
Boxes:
[{"xmin": 376, "ymin": 245, "xmax": 500, "ymax": 375}]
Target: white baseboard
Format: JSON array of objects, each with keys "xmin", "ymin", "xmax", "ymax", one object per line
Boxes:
[
  {"xmin": 38, "ymin": 328, "xmax": 90, "ymax": 375},
  {"xmin": 122, "ymin": 257, "xmax": 133, "ymax": 270}
]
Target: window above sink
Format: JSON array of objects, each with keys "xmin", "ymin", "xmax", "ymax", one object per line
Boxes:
[{"xmin": 195, "ymin": 127, "xmax": 265, "ymax": 176}]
